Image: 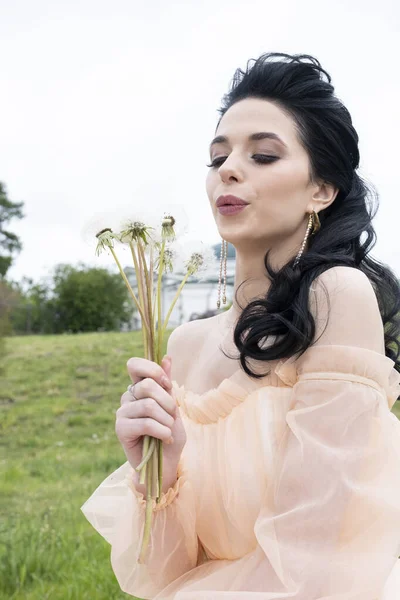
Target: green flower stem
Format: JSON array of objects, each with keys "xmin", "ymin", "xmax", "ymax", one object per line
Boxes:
[
  {"xmin": 136, "ymin": 242, "xmax": 152, "ymax": 344},
  {"xmin": 138, "ymin": 457, "xmax": 154, "ymax": 564},
  {"xmin": 149, "ymin": 244, "xmax": 157, "ymax": 347},
  {"xmin": 138, "ymin": 238, "xmax": 151, "ymax": 282},
  {"xmin": 129, "ymin": 241, "xmax": 149, "ymax": 358},
  {"xmin": 149, "ymin": 245, "xmax": 157, "ymax": 322},
  {"xmin": 135, "ymin": 437, "xmax": 156, "ymax": 472},
  {"xmin": 109, "ymin": 247, "xmax": 150, "ymax": 332},
  {"xmin": 152, "ymin": 440, "xmax": 159, "ymax": 498},
  {"xmin": 137, "ymin": 240, "xmax": 156, "ymax": 361},
  {"xmin": 152, "ymin": 265, "xmax": 158, "ymax": 330},
  {"xmin": 139, "ymin": 435, "xmax": 150, "ymax": 485},
  {"xmin": 156, "ymin": 239, "xmax": 167, "ymax": 364},
  {"xmin": 161, "ymin": 271, "xmax": 191, "ymax": 337},
  {"xmin": 150, "ymin": 243, "xmax": 159, "ymax": 330},
  {"xmin": 156, "ymin": 439, "xmax": 163, "ymax": 504}
]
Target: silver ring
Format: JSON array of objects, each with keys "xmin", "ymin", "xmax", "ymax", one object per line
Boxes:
[{"xmin": 127, "ymin": 383, "xmax": 138, "ymax": 400}]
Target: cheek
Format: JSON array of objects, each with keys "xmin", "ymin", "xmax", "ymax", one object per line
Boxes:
[
  {"xmin": 252, "ymin": 169, "xmax": 306, "ymax": 230},
  {"xmin": 258, "ymin": 162, "xmax": 307, "ymax": 206},
  {"xmin": 205, "ymin": 170, "xmax": 216, "ymax": 200}
]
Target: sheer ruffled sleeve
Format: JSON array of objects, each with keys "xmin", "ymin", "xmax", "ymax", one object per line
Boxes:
[
  {"xmin": 80, "ymin": 457, "xmax": 200, "ymax": 599},
  {"xmin": 249, "ymin": 343, "xmax": 400, "ymax": 599}
]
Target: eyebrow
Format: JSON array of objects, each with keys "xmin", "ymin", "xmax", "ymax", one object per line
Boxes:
[{"xmin": 209, "ymin": 131, "xmax": 288, "ymax": 152}]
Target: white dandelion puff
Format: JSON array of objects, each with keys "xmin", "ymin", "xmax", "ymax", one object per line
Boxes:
[
  {"xmin": 115, "ymin": 206, "xmax": 161, "ymax": 245},
  {"xmin": 118, "ymin": 220, "xmax": 155, "ymax": 246},
  {"xmin": 153, "ymin": 239, "xmax": 183, "ymax": 275},
  {"xmin": 177, "ymin": 240, "xmax": 218, "ymax": 282},
  {"xmin": 150, "ymin": 203, "xmax": 190, "ymax": 242},
  {"xmin": 95, "ymin": 228, "xmax": 120, "ymax": 257},
  {"xmin": 81, "ymin": 211, "xmax": 121, "ymax": 248}
]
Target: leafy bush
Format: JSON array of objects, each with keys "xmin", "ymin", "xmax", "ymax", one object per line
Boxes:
[
  {"xmin": 52, "ymin": 263, "xmax": 135, "ymax": 333},
  {"xmin": 7, "ymin": 264, "xmax": 135, "ymax": 335}
]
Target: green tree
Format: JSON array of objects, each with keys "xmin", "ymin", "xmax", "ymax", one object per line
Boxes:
[
  {"xmin": 0, "ymin": 280, "xmax": 19, "ymax": 372},
  {"xmin": 52, "ymin": 263, "xmax": 134, "ymax": 333},
  {"xmin": 6, "ymin": 277, "xmax": 56, "ymax": 334},
  {"xmin": 0, "ymin": 182, "xmax": 25, "ymax": 278}
]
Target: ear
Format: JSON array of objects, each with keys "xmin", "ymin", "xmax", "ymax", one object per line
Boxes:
[{"xmin": 310, "ymin": 180, "xmax": 339, "ymax": 213}]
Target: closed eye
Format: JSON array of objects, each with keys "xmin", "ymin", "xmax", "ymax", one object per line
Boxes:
[{"xmin": 206, "ymin": 154, "xmax": 279, "ymax": 168}]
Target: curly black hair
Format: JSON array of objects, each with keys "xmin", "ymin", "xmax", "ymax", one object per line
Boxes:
[{"xmin": 215, "ymin": 52, "xmax": 400, "ymax": 382}]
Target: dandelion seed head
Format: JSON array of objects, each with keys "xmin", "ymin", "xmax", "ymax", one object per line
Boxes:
[
  {"xmin": 163, "ymin": 247, "xmax": 174, "ymax": 262},
  {"xmin": 163, "ymin": 215, "xmax": 175, "ymax": 225},
  {"xmin": 81, "ymin": 212, "xmax": 117, "ymax": 247},
  {"xmin": 119, "ymin": 219, "xmax": 154, "ymax": 246},
  {"xmin": 96, "ymin": 227, "xmax": 112, "ymax": 239},
  {"xmin": 154, "ymin": 240, "xmax": 176, "ymax": 274},
  {"xmin": 115, "ymin": 205, "xmax": 159, "ymax": 238},
  {"xmin": 173, "ymin": 240, "xmax": 217, "ymax": 281},
  {"xmin": 160, "ymin": 212, "xmax": 179, "ymax": 242},
  {"xmin": 151, "ymin": 204, "xmax": 189, "ymax": 240},
  {"xmin": 95, "ymin": 228, "xmax": 119, "ymax": 256}
]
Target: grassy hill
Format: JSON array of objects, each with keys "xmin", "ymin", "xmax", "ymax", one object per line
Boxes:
[
  {"xmin": 0, "ymin": 331, "xmax": 164, "ymax": 600},
  {"xmin": 1, "ymin": 331, "xmax": 399, "ymax": 599}
]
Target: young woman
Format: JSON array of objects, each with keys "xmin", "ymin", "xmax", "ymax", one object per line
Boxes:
[{"xmin": 81, "ymin": 52, "xmax": 400, "ymax": 599}]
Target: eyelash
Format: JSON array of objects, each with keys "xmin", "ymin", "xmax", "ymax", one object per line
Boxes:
[{"xmin": 206, "ymin": 154, "xmax": 279, "ymax": 168}]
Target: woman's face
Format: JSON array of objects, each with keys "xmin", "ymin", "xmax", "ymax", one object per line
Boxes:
[{"xmin": 205, "ymin": 97, "xmax": 330, "ymax": 253}]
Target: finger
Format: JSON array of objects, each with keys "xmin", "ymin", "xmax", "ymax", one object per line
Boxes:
[
  {"xmin": 120, "ymin": 390, "xmax": 137, "ymax": 406},
  {"xmin": 133, "ymin": 378, "xmax": 177, "ymax": 418},
  {"xmin": 127, "ymin": 357, "xmax": 171, "ymax": 390},
  {"xmin": 118, "ymin": 416, "xmax": 173, "ymax": 444},
  {"xmin": 162, "ymin": 355, "xmax": 172, "ymax": 383},
  {"xmin": 162, "ymin": 356, "xmax": 177, "ymax": 412},
  {"xmin": 117, "ymin": 397, "xmax": 175, "ymax": 429}
]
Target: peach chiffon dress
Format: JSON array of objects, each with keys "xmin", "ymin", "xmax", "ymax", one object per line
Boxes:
[{"xmin": 81, "ymin": 343, "xmax": 400, "ymax": 600}]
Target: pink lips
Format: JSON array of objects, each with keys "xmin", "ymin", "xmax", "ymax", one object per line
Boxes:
[
  {"xmin": 218, "ymin": 205, "xmax": 248, "ymax": 216},
  {"xmin": 216, "ymin": 194, "xmax": 249, "ymax": 207}
]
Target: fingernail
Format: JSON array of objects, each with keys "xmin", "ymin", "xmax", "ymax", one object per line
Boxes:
[
  {"xmin": 165, "ymin": 436, "xmax": 174, "ymax": 445},
  {"xmin": 162, "ymin": 376, "xmax": 171, "ymax": 388}
]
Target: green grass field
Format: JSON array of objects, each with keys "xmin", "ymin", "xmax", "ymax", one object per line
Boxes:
[
  {"xmin": 0, "ymin": 330, "xmax": 172, "ymax": 600},
  {"xmin": 1, "ymin": 331, "xmax": 399, "ymax": 600}
]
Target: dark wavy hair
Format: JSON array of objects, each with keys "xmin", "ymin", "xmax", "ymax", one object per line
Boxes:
[{"xmin": 216, "ymin": 52, "xmax": 400, "ymax": 385}]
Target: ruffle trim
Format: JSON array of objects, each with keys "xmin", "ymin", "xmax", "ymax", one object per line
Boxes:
[
  {"xmin": 172, "ymin": 378, "xmax": 252, "ymax": 425},
  {"xmin": 275, "ymin": 344, "xmax": 400, "ymax": 410},
  {"xmin": 125, "ymin": 460, "xmax": 184, "ymax": 512},
  {"xmin": 172, "ymin": 345, "xmax": 400, "ymax": 424}
]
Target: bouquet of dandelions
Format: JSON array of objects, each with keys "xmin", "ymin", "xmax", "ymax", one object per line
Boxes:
[{"xmin": 84, "ymin": 205, "xmax": 215, "ymax": 563}]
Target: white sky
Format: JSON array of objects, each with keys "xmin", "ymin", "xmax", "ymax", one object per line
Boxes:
[{"xmin": 1, "ymin": 0, "xmax": 399, "ymax": 284}]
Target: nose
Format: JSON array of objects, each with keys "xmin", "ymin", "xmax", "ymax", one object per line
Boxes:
[{"xmin": 218, "ymin": 156, "xmax": 244, "ymax": 183}]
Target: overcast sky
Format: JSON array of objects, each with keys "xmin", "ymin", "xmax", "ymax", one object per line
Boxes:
[{"xmin": 1, "ymin": 0, "xmax": 399, "ymax": 285}]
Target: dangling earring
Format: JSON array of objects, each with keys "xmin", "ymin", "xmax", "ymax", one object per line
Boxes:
[
  {"xmin": 293, "ymin": 210, "xmax": 321, "ymax": 268},
  {"xmin": 217, "ymin": 238, "xmax": 228, "ymax": 309}
]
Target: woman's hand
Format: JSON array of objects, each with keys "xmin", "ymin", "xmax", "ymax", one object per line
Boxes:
[{"xmin": 115, "ymin": 355, "xmax": 187, "ymax": 494}]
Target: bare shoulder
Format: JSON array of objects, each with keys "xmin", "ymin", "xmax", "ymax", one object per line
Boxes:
[
  {"xmin": 310, "ymin": 266, "xmax": 379, "ymax": 314},
  {"xmin": 166, "ymin": 315, "xmax": 218, "ymax": 385},
  {"xmin": 309, "ymin": 266, "xmax": 384, "ymax": 352},
  {"xmin": 166, "ymin": 317, "xmax": 205, "ymax": 349},
  {"xmin": 313, "ymin": 265, "xmax": 375, "ymax": 293}
]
